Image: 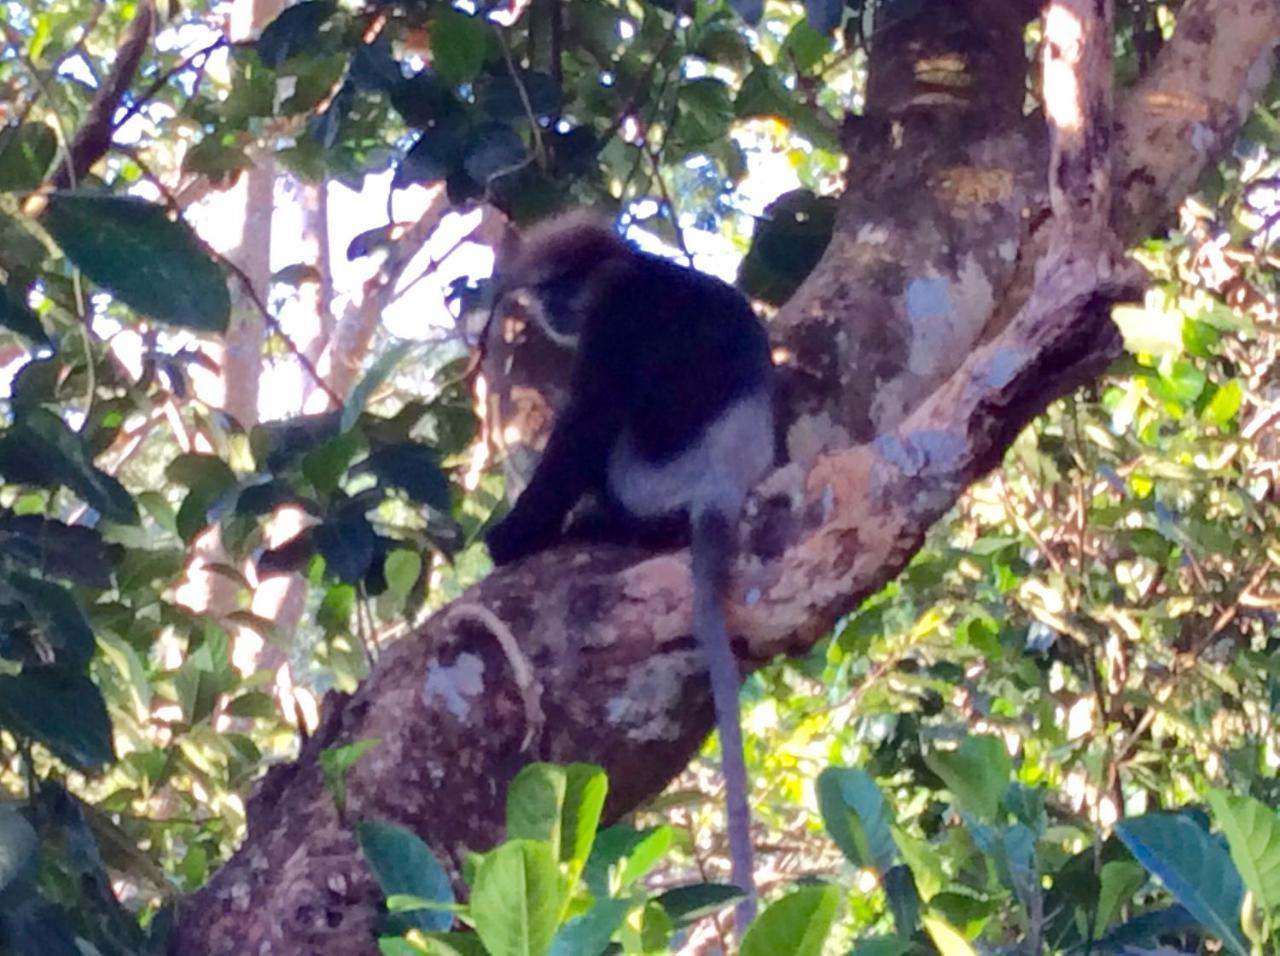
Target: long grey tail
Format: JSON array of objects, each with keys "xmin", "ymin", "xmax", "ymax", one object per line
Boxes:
[{"xmin": 691, "ymin": 508, "xmax": 757, "ymax": 930}]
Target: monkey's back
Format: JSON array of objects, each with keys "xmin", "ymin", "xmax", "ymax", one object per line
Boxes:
[{"xmin": 599, "ymin": 252, "xmax": 772, "ymax": 465}]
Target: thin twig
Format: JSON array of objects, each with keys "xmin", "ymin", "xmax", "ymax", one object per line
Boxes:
[
  {"xmin": 495, "ymin": 29, "xmax": 545, "ymax": 169},
  {"xmin": 646, "ymin": 147, "xmax": 693, "ymax": 266},
  {"xmin": 121, "ymin": 145, "xmax": 343, "ymax": 408},
  {"xmin": 114, "ymin": 36, "xmax": 228, "ymax": 132}
]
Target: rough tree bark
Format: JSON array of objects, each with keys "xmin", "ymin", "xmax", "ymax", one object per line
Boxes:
[{"xmin": 170, "ymin": 0, "xmax": 1280, "ymax": 952}]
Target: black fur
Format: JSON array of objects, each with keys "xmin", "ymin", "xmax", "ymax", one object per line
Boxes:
[
  {"xmin": 485, "ymin": 214, "xmax": 773, "ymax": 564},
  {"xmin": 484, "ymin": 212, "xmax": 771, "ymax": 928}
]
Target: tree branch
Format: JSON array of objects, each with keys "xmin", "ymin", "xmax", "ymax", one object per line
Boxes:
[{"xmin": 170, "ymin": 0, "xmax": 1277, "ymax": 951}]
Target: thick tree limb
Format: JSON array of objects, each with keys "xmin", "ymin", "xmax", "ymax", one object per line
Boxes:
[
  {"xmin": 171, "ymin": 0, "xmax": 1278, "ymax": 951},
  {"xmin": 52, "ymin": 0, "xmax": 155, "ymax": 189}
]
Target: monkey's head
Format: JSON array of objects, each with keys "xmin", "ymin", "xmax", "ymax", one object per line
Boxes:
[{"xmin": 491, "ymin": 211, "xmax": 633, "ymax": 346}]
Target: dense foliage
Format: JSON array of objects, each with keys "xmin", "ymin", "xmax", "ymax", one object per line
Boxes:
[{"xmin": 0, "ymin": 0, "xmax": 1277, "ymax": 953}]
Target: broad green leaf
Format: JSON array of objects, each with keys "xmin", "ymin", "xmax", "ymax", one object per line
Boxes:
[
  {"xmin": 817, "ymin": 766, "xmax": 897, "ymax": 872},
  {"xmin": 0, "ymin": 671, "xmax": 114, "ymax": 769},
  {"xmin": 549, "ymin": 898, "xmax": 634, "ymax": 956},
  {"xmin": 507, "ymin": 763, "xmax": 607, "ymax": 877},
  {"xmin": 302, "ymin": 430, "xmax": 362, "ymax": 494},
  {"xmin": 885, "ymin": 865, "xmax": 920, "ymax": 936},
  {"xmin": 470, "ymin": 840, "xmax": 562, "ymax": 956},
  {"xmin": 655, "ymin": 883, "xmax": 743, "ymax": 926},
  {"xmin": 781, "ymin": 19, "xmax": 834, "ymax": 72},
  {"xmin": 387, "ymin": 933, "xmax": 487, "ymax": 955},
  {"xmin": 384, "ymin": 550, "xmax": 423, "ymax": 598},
  {"xmin": 848, "ymin": 937, "xmax": 911, "ymax": 956},
  {"xmin": 1206, "ymin": 790, "xmax": 1280, "ymax": 914},
  {"xmin": 892, "ymin": 827, "xmax": 945, "ymax": 900},
  {"xmin": 559, "ymin": 764, "xmax": 607, "ymax": 873},
  {"xmin": 258, "ymin": 1, "xmax": 337, "ymax": 68},
  {"xmin": 342, "ymin": 340, "xmax": 416, "ymax": 433},
  {"xmin": 43, "ymin": 193, "xmax": 229, "ymax": 331},
  {"xmin": 362, "ymin": 443, "xmax": 452, "ymax": 511},
  {"xmin": 584, "ymin": 825, "xmax": 672, "ymax": 897},
  {"xmin": 358, "ymin": 821, "xmax": 454, "ymax": 934},
  {"xmin": 923, "ymin": 735, "xmax": 1011, "ymax": 823},
  {"xmin": 431, "ymin": 9, "xmax": 489, "ymax": 88},
  {"xmin": 0, "ymin": 513, "xmax": 118, "ymax": 587},
  {"xmin": 0, "ymin": 122, "xmax": 56, "ymax": 191},
  {"xmin": 0, "ymin": 408, "xmax": 139, "ymax": 524},
  {"xmin": 1094, "ymin": 861, "xmax": 1146, "ymax": 938},
  {"xmin": 923, "ymin": 913, "xmax": 977, "ymax": 956},
  {"xmin": 740, "ymin": 884, "xmax": 841, "ymax": 956},
  {"xmin": 0, "ymin": 283, "xmax": 49, "ymax": 344},
  {"xmin": 1117, "ymin": 813, "xmax": 1248, "ymax": 956},
  {"xmin": 1202, "ymin": 380, "xmax": 1243, "ymax": 427},
  {"xmin": 6, "ymin": 572, "xmax": 95, "ymax": 669}
]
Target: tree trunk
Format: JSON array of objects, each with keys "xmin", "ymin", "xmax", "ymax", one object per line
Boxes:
[{"xmin": 170, "ymin": 1, "xmax": 1280, "ymax": 952}]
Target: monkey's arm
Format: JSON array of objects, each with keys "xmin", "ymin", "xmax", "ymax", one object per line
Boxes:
[{"xmin": 485, "ymin": 317, "xmax": 633, "ymax": 565}]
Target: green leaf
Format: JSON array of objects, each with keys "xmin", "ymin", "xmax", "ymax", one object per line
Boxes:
[
  {"xmin": 470, "ymin": 839, "xmax": 563, "ymax": 956},
  {"xmin": 507, "ymin": 763, "xmax": 607, "ymax": 875},
  {"xmin": 584, "ymin": 825, "xmax": 673, "ymax": 897},
  {"xmin": 6, "ymin": 572, "xmax": 95, "ymax": 669},
  {"xmin": 342, "ymin": 340, "xmax": 416, "ymax": 432},
  {"xmin": 923, "ymin": 913, "xmax": 977, "ymax": 956},
  {"xmin": 892, "ymin": 827, "xmax": 945, "ymax": 900},
  {"xmin": 923, "ymin": 735, "xmax": 1011, "ymax": 822},
  {"xmin": 384, "ymin": 550, "xmax": 423, "ymax": 599},
  {"xmin": 302, "ymin": 430, "xmax": 362, "ymax": 494},
  {"xmin": 1206, "ymin": 790, "xmax": 1280, "ymax": 914},
  {"xmin": 0, "ymin": 408, "xmax": 139, "ymax": 524},
  {"xmin": 781, "ymin": 19, "xmax": 834, "ymax": 71},
  {"xmin": 0, "ymin": 122, "xmax": 56, "ymax": 191},
  {"xmin": 1094, "ymin": 861, "xmax": 1146, "ymax": 938},
  {"xmin": 0, "ymin": 513, "xmax": 118, "ymax": 587},
  {"xmin": 885, "ymin": 864, "xmax": 921, "ymax": 936},
  {"xmin": 1151, "ymin": 359, "xmax": 1206, "ymax": 404},
  {"xmin": 362, "ymin": 443, "xmax": 452, "ymax": 511},
  {"xmin": 314, "ymin": 507, "xmax": 376, "ymax": 583},
  {"xmin": 0, "ymin": 283, "xmax": 50, "ymax": 345},
  {"xmin": 816, "ymin": 766, "xmax": 897, "ymax": 872},
  {"xmin": 549, "ymin": 898, "xmax": 634, "ymax": 956},
  {"xmin": 358, "ymin": 821, "xmax": 455, "ymax": 934},
  {"xmin": 431, "ymin": 8, "xmax": 489, "ymax": 88},
  {"xmin": 0, "ymin": 670, "xmax": 114, "ymax": 769},
  {"xmin": 43, "ymin": 193, "xmax": 229, "ymax": 331},
  {"xmin": 1202, "ymin": 380, "xmax": 1243, "ymax": 427},
  {"xmin": 740, "ymin": 884, "xmax": 841, "ymax": 956},
  {"xmin": 174, "ymin": 631, "xmax": 235, "ymax": 725},
  {"xmin": 258, "ymin": 1, "xmax": 337, "ymax": 68},
  {"xmin": 848, "ymin": 937, "xmax": 911, "ymax": 956},
  {"xmin": 1117, "ymin": 812, "xmax": 1248, "ymax": 956},
  {"xmin": 654, "ymin": 883, "xmax": 743, "ymax": 926}
]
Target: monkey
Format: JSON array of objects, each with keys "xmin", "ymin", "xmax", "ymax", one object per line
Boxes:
[{"xmin": 484, "ymin": 211, "xmax": 774, "ymax": 927}]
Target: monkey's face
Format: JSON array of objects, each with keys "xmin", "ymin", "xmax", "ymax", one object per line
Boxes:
[{"xmin": 495, "ymin": 252, "xmax": 624, "ymax": 348}]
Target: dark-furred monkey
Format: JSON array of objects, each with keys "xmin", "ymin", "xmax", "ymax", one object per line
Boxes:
[{"xmin": 485, "ymin": 212, "xmax": 774, "ymax": 927}]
